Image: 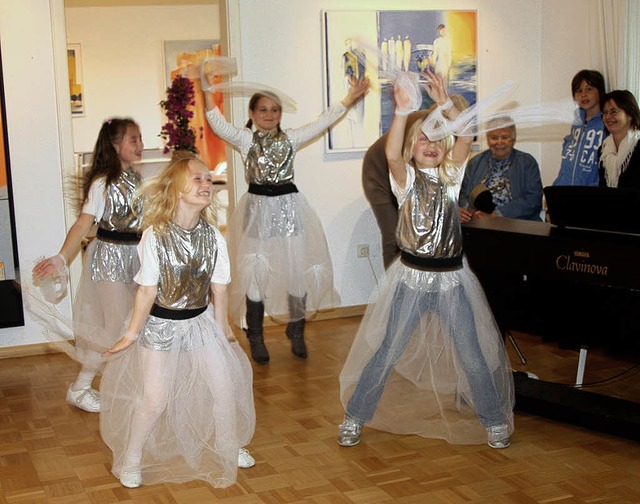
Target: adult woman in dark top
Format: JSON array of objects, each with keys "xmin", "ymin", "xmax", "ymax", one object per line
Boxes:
[{"xmin": 599, "ymin": 90, "xmax": 640, "ymax": 189}]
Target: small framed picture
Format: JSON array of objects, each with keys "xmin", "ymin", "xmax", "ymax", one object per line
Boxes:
[{"xmin": 67, "ymin": 43, "xmax": 84, "ymax": 116}]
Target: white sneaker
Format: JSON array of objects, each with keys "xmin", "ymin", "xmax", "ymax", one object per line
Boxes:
[
  {"xmin": 119, "ymin": 468, "xmax": 142, "ymax": 488},
  {"xmin": 487, "ymin": 424, "xmax": 511, "ymax": 449},
  {"xmin": 66, "ymin": 386, "xmax": 100, "ymax": 413},
  {"xmin": 238, "ymin": 448, "xmax": 255, "ymax": 468}
]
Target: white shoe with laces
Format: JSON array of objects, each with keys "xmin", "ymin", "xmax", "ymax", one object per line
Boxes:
[
  {"xmin": 238, "ymin": 448, "xmax": 255, "ymax": 468},
  {"xmin": 66, "ymin": 386, "xmax": 100, "ymax": 413}
]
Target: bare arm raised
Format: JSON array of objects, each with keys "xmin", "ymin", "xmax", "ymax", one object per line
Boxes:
[
  {"xmin": 385, "ymin": 82, "xmax": 414, "ymax": 189},
  {"xmin": 341, "ymin": 76, "xmax": 370, "ymax": 108},
  {"xmin": 420, "ymin": 68, "xmax": 473, "ymax": 164}
]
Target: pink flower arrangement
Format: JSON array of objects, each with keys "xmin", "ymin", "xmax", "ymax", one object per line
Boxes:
[{"xmin": 159, "ymin": 75, "xmax": 203, "ymax": 154}]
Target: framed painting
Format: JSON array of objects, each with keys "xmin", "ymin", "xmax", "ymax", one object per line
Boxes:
[
  {"xmin": 0, "ymin": 43, "xmax": 24, "ymax": 328},
  {"xmin": 322, "ymin": 10, "xmax": 477, "ymax": 153},
  {"xmin": 67, "ymin": 43, "xmax": 85, "ymax": 116},
  {"xmin": 162, "ymin": 40, "xmax": 226, "ymax": 172}
]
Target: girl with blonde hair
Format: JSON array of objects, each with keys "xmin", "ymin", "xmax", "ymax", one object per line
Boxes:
[
  {"xmin": 101, "ymin": 153, "xmax": 256, "ymax": 488},
  {"xmin": 338, "ymin": 69, "xmax": 515, "ymax": 450}
]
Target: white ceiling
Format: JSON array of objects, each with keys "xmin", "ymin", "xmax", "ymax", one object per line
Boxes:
[{"xmin": 65, "ymin": 0, "xmax": 215, "ymax": 7}]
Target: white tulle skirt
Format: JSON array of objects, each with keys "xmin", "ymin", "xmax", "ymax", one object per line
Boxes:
[
  {"xmin": 100, "ymin": 306, "xmax": 255, "ymax": 487},
  {"xmin": 72, "ymin": 238, "xmax": 139, "ymax": 359},
  {"xmin": 339, "ymin": 256, "xmax": 515, "ymax": 445},
  {"xmin": 227, "ymin": 191, "xmax": 340, "ymax": 324},
  {"xmin": 23, "ymin": 238, "xmax": 139, "ymax": 366}
]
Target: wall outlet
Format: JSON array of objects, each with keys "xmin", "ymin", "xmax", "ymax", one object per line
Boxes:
[{"xmin": 356, "ymin": 243, "xmax": 370, "ymax": 258}]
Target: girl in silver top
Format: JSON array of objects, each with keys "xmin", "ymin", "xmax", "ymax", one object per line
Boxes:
[
  {"xmin": 103, "ymin": 153, "xmax": 256, "ymax": 489},
  {"xmin": 32, "ymin": 118, "xmax": 144, "ymax": 414},
  {"xmin": 338, "ymin": 69, "xmax": 515, "ymax": 450},
  {"xmin": 204, "ymin": 77, "xmax": 369, "ymax": 363}
]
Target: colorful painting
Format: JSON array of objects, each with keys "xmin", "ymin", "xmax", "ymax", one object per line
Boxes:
[
  {"xmin": 67, "ymin": 43, "xmax": 84, "ymax": 116},
  {"xmin": 163, "ymin": 40, "xmax": 226, "ymax": 172},
  {"xmin": 323, "ymin": 10, "xmax": 477, "ymax": 153}
]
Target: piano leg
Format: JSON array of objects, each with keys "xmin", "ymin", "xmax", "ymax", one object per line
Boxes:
[
  {"xmin": 574, "ymin": 345, "xmax": 589, "ymax": 387},
  {"xmin": 506, "ymin": 330, "xmax": 527, "ymax": 364}
]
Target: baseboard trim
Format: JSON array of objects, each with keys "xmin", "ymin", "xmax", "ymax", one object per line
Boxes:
[
  {"xmin": 0, "ymin": 305, "xmax": 368, "ymax": 359},
  {"xmin": 0, "ymin": 342, "xmax": 66, "ymax": 360},
  {"xmin": 263, "ymin": 304, "xmax": 366, "ymax": 326}
]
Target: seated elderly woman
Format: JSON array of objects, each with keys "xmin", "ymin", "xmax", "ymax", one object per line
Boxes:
[{"xmin": 458, "ymin": 116, "xmax": 543, "ymax": 222}]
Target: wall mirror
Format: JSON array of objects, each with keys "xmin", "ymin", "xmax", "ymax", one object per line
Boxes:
[{"xmin": 0, "ymin": 43, "xmax": 24, "ymax": 329}]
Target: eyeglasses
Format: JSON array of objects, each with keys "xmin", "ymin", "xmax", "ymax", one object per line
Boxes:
[{"xmin": 602, "ymin": 108, "xmax": 622, "ymax": 117}]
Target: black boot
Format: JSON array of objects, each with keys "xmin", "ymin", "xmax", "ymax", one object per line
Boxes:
[
  {"xmin": 286, "ymin": 294, "xmax": 307, "ymax": 359},
  {"xmin": 245, "ymin": 298, "xmax": 269, "ymax": 364}
]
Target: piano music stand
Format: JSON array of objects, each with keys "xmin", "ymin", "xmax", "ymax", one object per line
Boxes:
[{"xmin": 544, "ymin": 185, "xmax": 640, "ymax": 235}]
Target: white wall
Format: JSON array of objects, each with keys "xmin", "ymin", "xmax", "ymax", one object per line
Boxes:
[
  {"xmin": 227, "ymin": 0, "xmax": 598, "ymax": 308},
  {"xmin": 0, "ymin": 0, "xmax": 70, "ymax": 347},
  {"xmin": 66, "ymin": 4, "xmax": 220, "ymax": 153},
  {"xmin": 540, "ymin": 0, "xmax": 592, "ymax": 187},
  {"xmin": 0, "ymin": 0, "xmax": 599, "ymax": 350}
]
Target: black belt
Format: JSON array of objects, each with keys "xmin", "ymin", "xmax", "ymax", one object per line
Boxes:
[
  {"xmin": 400, "ymin": 251, "xmax": 463, "ymax": 271},
  {"xmin": 96, "ymin": 228, "xmax": 141, "ymax": 243},
  {"xmin": 150, "ymin": 304, "xmax": 208, "ymax": 320},
  {"xmin": 248, "ymin": 182, "xmax": 298, "ymax": 196}
]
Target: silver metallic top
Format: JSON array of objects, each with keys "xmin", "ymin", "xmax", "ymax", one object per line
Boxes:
[
  {"xmin": 97, "ymin": 167, "xmax": 143, "ymax": 233},
  {"xmin": 205, "ymin": 102, "xmax": 348, "ymax": 178},
  {"xmin": 396, "ymin": 168, "xmax": 462, "ymax": 259},
  {"xmin": 154, "ymin": 219, "xmax": 218, "ymax": 309},
  {"xmin": 245, "ymin": 130, "xmax": 295, "ymax": 185}
]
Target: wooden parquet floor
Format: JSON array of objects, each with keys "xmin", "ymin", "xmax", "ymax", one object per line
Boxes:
[{"xmin": 1, "ymin": 317, "xmax": 639, "ymax": 503}]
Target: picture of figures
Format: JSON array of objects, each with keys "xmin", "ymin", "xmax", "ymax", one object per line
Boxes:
[
  {"xmin": 342, "ymin": 38, "xmax": 367, "ymax": 148},
  {"xmin": 323, "ymin": 10, "xmax": 477, "ymax": 152},
  {"xmin": 380, "ymin": 35, "xmax": 413, "ymax": 72},
  {"xmin": 433, "ymin": 24, "xmax": 452, "ymax": 89},
  {"xmin": 323, "ymin": 11, "xmax": 380, "ymax": 153},
  {"xmin": 377, "ymin": 10, "xmax": 477, "ymax": 134}
]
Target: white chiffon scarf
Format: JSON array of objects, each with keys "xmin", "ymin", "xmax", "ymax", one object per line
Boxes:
[{"xmin": 601, "ymin": 128, "xmax": 640, "ymax": 187}]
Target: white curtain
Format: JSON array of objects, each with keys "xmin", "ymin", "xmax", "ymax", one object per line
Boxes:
[
  {"xmin": 622, "ymin": 0, "xmax": 640, "ymax": 97},
  {"xmin": 589, "ymin": 0, "xmax": 640, "ymax": 96}
]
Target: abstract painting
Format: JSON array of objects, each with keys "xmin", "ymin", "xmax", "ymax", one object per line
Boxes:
[
  {"xmin": 323, "ymin": 10, "xmax": 477, "ymax": 153},
  {"xmin": 163, "ymin": 40, "xmax": 226, "ymax": 172}
]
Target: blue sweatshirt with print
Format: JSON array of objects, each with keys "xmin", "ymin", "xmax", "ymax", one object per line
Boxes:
[{"xmin": 553, "ymin": 108, "xmax": 606, "ymax": 186}]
